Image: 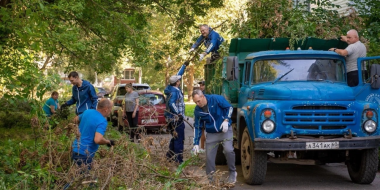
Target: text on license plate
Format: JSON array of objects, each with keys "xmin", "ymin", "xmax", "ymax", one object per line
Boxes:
[
  {"xmin": 306, "ymin": 142, "xmax": 339, "ymax": 150},
  {"xmin": 142, "ymin": 119, "xmax": 158, "ymax": 124}
]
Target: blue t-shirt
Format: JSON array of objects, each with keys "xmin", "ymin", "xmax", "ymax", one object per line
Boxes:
[
  {"xmin": 72, "ymin": 109, "xmax": 108, "ymax": 157},
  {"xmin": 43, "ymin": 97, "xmax": 58, "ymax": 117}
]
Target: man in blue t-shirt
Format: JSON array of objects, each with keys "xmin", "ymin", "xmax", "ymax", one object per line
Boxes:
[
  {"xmin": 43, "ymin": 91, "xmax": 59, "ymax": 117},
  {"xmin": 71, "ymin": 98, "xmax": 115, "ymax": 167}
]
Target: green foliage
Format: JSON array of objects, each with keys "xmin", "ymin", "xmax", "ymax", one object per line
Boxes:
[
  {"xmin": 0, "ymin": 121, "xmax": 206, "ymax": 189},
  {"xmin": 352, "ymin": 0, "xmax": 380, "ymax": 56},
  {"xmin": 0, "ymin": 98, "xmax": 33, "ymax": 128},
  {"xmin": 230, "ymin": 0, "xmax": 364, "ymax": 49},
  {"xmin": 0, "ymin": 0, "xmax": 224, "ymax": 74},
  {"xmin": 0, "ymin": 127, "xmax": 44, "ymax": 189}
]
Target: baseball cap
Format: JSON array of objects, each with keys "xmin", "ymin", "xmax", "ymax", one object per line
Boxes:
[
  {"xmin": 198, "ymin": 81, "xmax": 205, "ymax": 85},
  {"xmin": 169, "ymin": 75, "xmax": 181, "ymax": 84}
]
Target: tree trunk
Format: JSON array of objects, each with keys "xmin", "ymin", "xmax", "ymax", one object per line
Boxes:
[{"xmin": 185, "ymin": 64, "xmax": 195, "ymax": 102}]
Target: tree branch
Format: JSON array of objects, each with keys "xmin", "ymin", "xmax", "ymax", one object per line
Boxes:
[{"xmin": 40, "ymin": 53, "xmax": 53, "ymax": 70}]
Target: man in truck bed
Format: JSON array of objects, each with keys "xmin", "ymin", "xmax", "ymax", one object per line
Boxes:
[{"xmin": 328, "ymin": 29, "xmax": 366, "ymax": 86}]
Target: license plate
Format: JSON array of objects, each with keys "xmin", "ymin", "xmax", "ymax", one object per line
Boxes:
[
  {"xmin": 142, "ymin": 119, "xmax": 158, "ymax": 124},
  {"xmin": 306, "ymin": 142, "xmax": 339, "ymax": 150}
]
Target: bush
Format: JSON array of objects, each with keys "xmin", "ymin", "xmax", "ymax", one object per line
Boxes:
[
  {"xmin": 0, "ymin": 98, "xmax": 33, "ymax": 128},
  {"xmin": 0, "ymin": 111, "xmax": 32, "ymax": 128},
  {"xmin": 0, "ymin": 120, "xmax": 206, "ymax": 189}
]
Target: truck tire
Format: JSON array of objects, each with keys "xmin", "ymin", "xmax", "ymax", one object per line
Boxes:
[
  {"xmin": 241, "ymin": 128, "xmax": 267, "ymax": 185},
  {"xmin": 215, "ymin": 144, "xmax": 227, "ymax": 165},
  {"xmin": 347, "ymin": 148, "xmax": 378, "ymax": 184}
]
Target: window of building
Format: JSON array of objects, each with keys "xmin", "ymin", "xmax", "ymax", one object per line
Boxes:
[{"xmin": 124, "ymin": 70, "xmax": 135, "ymax": 79}]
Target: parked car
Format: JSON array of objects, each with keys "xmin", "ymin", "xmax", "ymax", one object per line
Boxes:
[
  {"xmin": 96, "ymin": 87, "xmax": 109, "ymax": 98},
  {"xmin": 109, "ymin": 83, "xmax": 151, "ymax": 125},
  {"xmin": 135, "ymin": 90, "xmax": 167, "ymax": 131}
]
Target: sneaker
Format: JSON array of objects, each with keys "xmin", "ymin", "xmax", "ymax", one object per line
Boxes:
[
  {"xmin": 199, "ymin": 148, "xmax": 205, "ymax": 153},
  {"xmin": 227, "ymin": 171, "xmax": 237, "ymax": 184}
]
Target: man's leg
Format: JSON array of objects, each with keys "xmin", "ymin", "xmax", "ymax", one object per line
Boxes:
[
  {"xmin": 65, "ymin": 152, "xmax": 93, "ymax": 189},
  {"xmin": 222, "ymin": 128, "xmax": 237, "ymax": 183},
  {"xmin": 347, "ymin": 70, "xmax": 359, "ymax": 87},
  {"xmin": 205, "ymin": 133, "xmax": 220, "ymax": 175},
  {"xmin": 172, "ymin": 122, "xmax": 185, "ymax": 163},
  {"xmin": 166, "ymin": 121, "xmax": 175, "ymax": 161}
]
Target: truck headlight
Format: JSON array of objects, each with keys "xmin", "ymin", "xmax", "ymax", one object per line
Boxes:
[
  {"xmin": 363, "ymin": 120, "xmax": 377, "ymax": 133},
  {"xmin": 262, "ymin": 119, "xmax": 275, "ymax": 133}
]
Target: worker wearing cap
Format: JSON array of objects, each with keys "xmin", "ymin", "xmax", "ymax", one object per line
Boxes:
[
  {"xmin": 164, "ymin": 64, "xmax": 187, "ymax": 163},
  {"xmin": 198, "ymin": 81, "xmax": 206, "ymax": 94}
]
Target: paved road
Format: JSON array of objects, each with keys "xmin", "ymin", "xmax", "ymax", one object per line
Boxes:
[
  {"xmin": 231, "ymin": 163, "xmax": 380, "ymax": 190},
  {"xmin": 148, "ymin": 117, "xmax": 380, "ymax": 189}
]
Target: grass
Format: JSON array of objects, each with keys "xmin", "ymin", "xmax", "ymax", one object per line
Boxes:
[
  {"xmin": 0, "ymin": 127, "xmax": 37, "ymax": 146},
  {"xmin": 185, "ymin": 103, "xmax": 196, "ymax": 118}
]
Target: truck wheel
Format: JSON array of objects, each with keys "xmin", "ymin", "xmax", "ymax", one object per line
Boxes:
[
  {"xmin": 215, "ymin": 144, "xmax": 227, "ymax": 165},
  {"xmin": 347, "ymin": 148, "xmax": 378, "ymax": 184},
  {"xmin": 241, "ymin": 128, "xmax": 267, "ymax": 185}
]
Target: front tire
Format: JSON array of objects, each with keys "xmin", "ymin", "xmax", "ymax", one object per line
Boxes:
[
  {"xmin": 241, "ymin": 127, "xmax": 267, "ymax": 185},
  {"xmin": 347, "ymin": 148, "xmax": 378, "ymax": 184}
]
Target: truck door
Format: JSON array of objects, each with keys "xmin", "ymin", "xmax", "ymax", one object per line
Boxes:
[
  {"xmin": 353, "ymin": 56, "xmax": 380, "ymax": 106},
  {"xmin": 238, "ymin": 60, "xmax": 252, "ymax": 108}
]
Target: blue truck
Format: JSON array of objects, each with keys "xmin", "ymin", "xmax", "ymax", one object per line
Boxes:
[{"xmin": 205, "ymin": 37, "xmax": 380, "ymax": 185}]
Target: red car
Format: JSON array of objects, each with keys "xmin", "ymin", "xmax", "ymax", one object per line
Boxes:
[{"xmin": 122, "ymin": 90, "xmax": 167, "ymax": 131}]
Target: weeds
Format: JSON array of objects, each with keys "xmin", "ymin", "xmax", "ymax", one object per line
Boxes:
[{"xmin": 0, "ymin": 113, "xmax": 236, "ymax": 189}]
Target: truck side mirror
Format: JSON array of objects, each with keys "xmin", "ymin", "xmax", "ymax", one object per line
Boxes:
[
  {"xmin": 370, "ymin": 64, "xmax": 380, "ymax": 89},
  {"xmin": 227, "ymin": 56, "xmax": 239, "ymax": 81}
]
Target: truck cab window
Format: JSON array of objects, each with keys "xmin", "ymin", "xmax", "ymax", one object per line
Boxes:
[
  {"xmin": 244, "ymin": 61, "xmax": 251, "ymax": 85},
  {"xmin": 251, "ymin": 59, "xmax": 345, "ymax": 84},
  {"xmin": 361, "ymin": 59, "xmax": 380, "ymax": 83}
]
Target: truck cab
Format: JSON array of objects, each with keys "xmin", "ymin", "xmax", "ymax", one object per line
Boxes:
[{"xmin": 205, "ymin": 37, "xmax": 380, "ymax": 185}]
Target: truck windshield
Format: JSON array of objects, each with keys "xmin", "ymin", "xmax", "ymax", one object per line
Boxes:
[{"xmin": 251, "ymin": 59, "xmax": 345, "ymax": 84}]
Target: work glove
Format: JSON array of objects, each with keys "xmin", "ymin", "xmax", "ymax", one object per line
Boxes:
[
  {"xmin": 107, "ymin": 139, "xmax": 116, "ymax": 147},
  {"xmin": 61, "ymin": 103, "xmax": 69, "ymax": 110},
  {"xmin": 184, "ymin": 61, "xmax": 190, "ymax": 66},
  {"xmin": 189, "ymin": 48, "xmax": 195, "ymax": 53},
  {"xmin": 177, "ymin": 114, "xmax": 184, "ymax": 122},
  {"xmin": 199, "ymin": 53, "xmax": 205, "ymax": 61},
  {"xmin": 220, "ymin": 120, "xmax": 229, "ymax": 133},
  {"xmin": 192, "ymin": 145, "xmax": 199, "ymax": 155}
]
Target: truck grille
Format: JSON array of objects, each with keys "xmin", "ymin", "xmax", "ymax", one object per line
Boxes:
[
  {"xmin": 292, "ymin": 106, "xmax": 346, "ymax": 110},
  {"xmin": 283, "ymin": 106, "xmax": 355, "ymax": 127}
]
